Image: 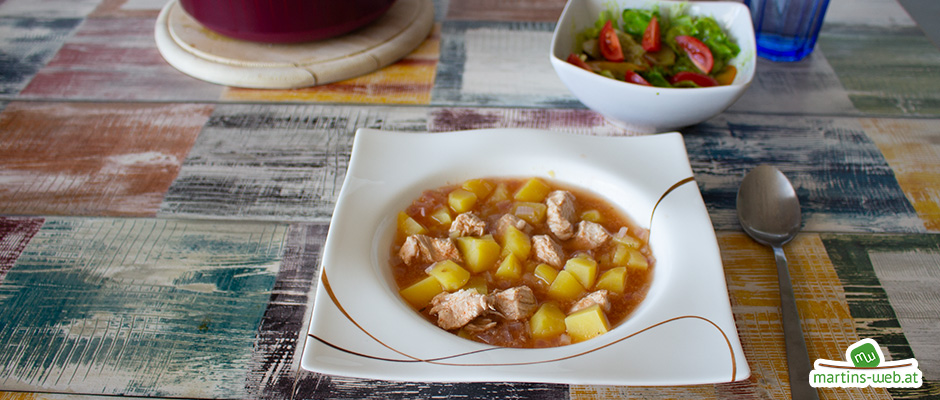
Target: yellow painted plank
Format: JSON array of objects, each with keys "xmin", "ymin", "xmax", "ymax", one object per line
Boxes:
[
  {"xmin": 862, "ymin": 118, "xmax": 940, "ymax": 232},
  {"xmin": 0, "ymin": 392, "xmax": 37, "ymax": 400},
  {"xmin": 723, "ymin": 232, "xmax": 891, "ymax": 400}
]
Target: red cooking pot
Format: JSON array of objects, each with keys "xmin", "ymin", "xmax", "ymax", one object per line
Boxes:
[{"xmin": 179, "ymin": 0, "xmax": 397, "ymax": 43}]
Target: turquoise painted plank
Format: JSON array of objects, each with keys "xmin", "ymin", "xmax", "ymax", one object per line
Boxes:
[{"xmin": 0, "ymin": 217, "xmax": 287, "ymax": 398}]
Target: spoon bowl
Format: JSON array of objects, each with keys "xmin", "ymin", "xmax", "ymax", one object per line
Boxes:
[
  {"xmin": 737, "ymin": 165, "xmax": 802, "ymax": 247},
  {"xmin": 736, "ymin": 165, "xmax": 818, "ymax": 400}
]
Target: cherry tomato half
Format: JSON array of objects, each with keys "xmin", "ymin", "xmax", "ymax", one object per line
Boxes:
[
  {"xmin": 642, "ymin": 16, "xmax": 660, "ymax": 52},
  {"xmin": 624, "ymin": 71, "xmax": 651, "ymax": 86},
  {"xmin": 669, "ymin": 71, "xmax": 719, "ymax": 87},
  {"xmin": 566, "ymin": 53, "xmax": 592, "ymax": 71},
  {"xmin": 675, "ymin": 35, "xmax": 713, "ymax": 73},
  {"xmin": 599, "ymin": 20, "xmax": 624, "ymax": 62}
]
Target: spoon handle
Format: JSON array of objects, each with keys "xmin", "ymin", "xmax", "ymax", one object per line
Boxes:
[{"xmin": 774, "ymin": 245, "xmax": 819, "ymax": 400}]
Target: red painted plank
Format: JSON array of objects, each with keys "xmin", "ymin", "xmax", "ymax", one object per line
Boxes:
[{"xmin": 0, "ymin": 101, "xmax": 212, "ymax": 217}]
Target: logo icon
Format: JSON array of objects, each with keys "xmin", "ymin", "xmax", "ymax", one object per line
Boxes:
[
  {"xmin": 810, "ymin": 338, "xmax": 922, "ymax": 388},
  {"xmin": 849, "ymin": 341, "xmax": 881, "ymax": 368}
]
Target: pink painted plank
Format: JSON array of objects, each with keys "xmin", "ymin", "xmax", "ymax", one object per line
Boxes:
[{"xmin": 21, "ymin": 17, "xmax": 224, "ymax": 101}]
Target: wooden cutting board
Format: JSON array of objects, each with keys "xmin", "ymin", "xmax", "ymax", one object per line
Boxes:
[{"xmin": 155, "ymin": 0, "xmax": 434, "ymax": 89}]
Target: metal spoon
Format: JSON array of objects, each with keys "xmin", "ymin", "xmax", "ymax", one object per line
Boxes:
[{"xmin": 736, "ymin": 165, "xmax": 818, "ymax": 400}]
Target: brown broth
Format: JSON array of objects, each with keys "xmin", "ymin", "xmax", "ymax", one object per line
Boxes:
[{"xmin": 390, "ymin": 177, "xmax": 653, "ymax": 348}]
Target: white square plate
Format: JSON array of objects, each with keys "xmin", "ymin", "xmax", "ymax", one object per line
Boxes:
[{"xmin": 300, "ymin": 128, "xmax": 749, "ymax": 385}]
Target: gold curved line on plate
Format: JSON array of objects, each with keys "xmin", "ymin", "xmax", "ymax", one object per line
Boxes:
[
  {"xmin": 649, "ymin": 176, "xmax": 696, "ymax": 231},
  {"xmin": 309, "ymin": 333, "xmax": 419, "ymax": 363},
  {"xmin": 317, "ymin": 271, "xmax": 501, "ymax": 362}
]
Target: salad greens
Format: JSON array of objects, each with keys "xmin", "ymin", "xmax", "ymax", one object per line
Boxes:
[{"xmin": 567, "ymin": 5, "xmax": 740, "ymax": 88}]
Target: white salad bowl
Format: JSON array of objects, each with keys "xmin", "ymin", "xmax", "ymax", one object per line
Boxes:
[{"xmin": 550, "ymin": 0, "xmax": 756, "ymax": 133}]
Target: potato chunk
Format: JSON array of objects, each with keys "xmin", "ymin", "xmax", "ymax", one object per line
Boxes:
[
  {"xmin": 399, "ymin": 276, "xmax": 444, "ymax": 308},
  {"xmin": 612, "ymin": 233, "xmax": 642, "ymax": 249},
  {"xmin": 565, "ymin": 304, "xmax": 610, "ymax": 342},
  {"xmin": 529, "ymin": 302, "xmax": 567, "ymax": 340},
  {"xmin": 580, "ymin": 209, "xmax": 603, "ymax": 223},
  {"xmin": 429, "ymin": 207, "xmax": 453, "ymax": 227},
  {"xmin": 595, "ymin": 266, "xmax": 627, "ymax": 293},
  {"xmin": 448, "ymin": 188, "xmax": 478, "ymax": 214},
  {"xmin": 397, "ymin": 211, "xmax": 426, "ymax": 236},
  {"xmin": 461, "ymin": 178, "xmax": 495, "ymax": 199},
  {"xmin": 461, "ymin": 275, "xmax": 488, "ymax": 294},
  {"xmin": 428, "ymin": 260, "xmax": 471, "ymax": 291},
  {"xmin": 564, "ymin": 255, "xmax": 598, "ymax": 290},
  {"xmin": 534, "ymin": 263, "xmax": 558, "ymax": 285},
  {"xmin": 612, "ymin": 245, "xmax": 649, "ymax": 270},
  {"xmin": 547, "ymin": 270, "xmax": 586, "ymax": 301},
  {"xmin": 495, "ymin": 254, "xmax": 524, "ymax": 281},
  {"xmin": 514, "ymin": 177, "xmax": 552, "ymax": 202},
  {"xmin": 455, "ymin": 235, "xmax": 501, "ymax": 273},
  {"xmin": 487, "ymin": 182, "xmax": 511, "ymax": 204},
  {"xmin": 499, "ymin": 225, "xmax": 531, "ymax": 260},
  {"xmin": 511, "ymin": 202, "xmax": 547, "ymax": 225}
]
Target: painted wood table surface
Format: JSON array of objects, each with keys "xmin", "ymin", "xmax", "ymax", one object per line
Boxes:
[{"xmin": 1, "ymin": 0, "xmax": 939, "ymax": 399}]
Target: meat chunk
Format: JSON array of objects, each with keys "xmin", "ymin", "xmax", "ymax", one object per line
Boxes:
[
  {"xmin": 532, "ymin": 235, "xmax": 565, "ymax": 268},
  {"xmin": 462, "ymin": 318, "xmax": 497, "ymax": 334},
  {"xmin": 545, "ymin": 190, "xmax": 577, "ymax": 240},
  {"xmin": 569, "ymin": 290, "xmax": 612, "ymax": 314},
  {"xmin": 496, "ymin": 213, "xmax": 531, "ymax": 234},
  {"xmin": 429, "ymin": 289, "xmax": 489, "ymax": 330},
  {"xmin": 571, "ymin": 221, "xmax": 610, "ymax": 250},
  {"xmin": 487, "ymin": 286, "xmax": 538, "ymax": 320},
  {"xmin": 399, "ymin": 234, "xmax": 462, "ymax": 266},
  {"xmin": 449, "ymin": 212, "xmax": 486, "ymax": 237}
]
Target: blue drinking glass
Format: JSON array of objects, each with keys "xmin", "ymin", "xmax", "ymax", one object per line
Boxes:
[{"xmin": 744, "ymin": 0, "xmax": 831, "ymax": 62}]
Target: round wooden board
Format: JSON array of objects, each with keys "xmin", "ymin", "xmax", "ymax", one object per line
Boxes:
[{"xmin": 155, "ymin": 0, "xmax": 434, "ymax": 89}]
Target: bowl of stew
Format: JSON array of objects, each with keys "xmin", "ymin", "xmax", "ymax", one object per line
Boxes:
[
  {"xmin": 550, "ymin": 0, "xmax": 756, "ymax": 133},
  {"xmin": 301, "ymin": 128, "xmax": 749, "ymax": 385},
  {"xmin": 391, "ymin": 176, "xmax": 654, "ymax": 348}
]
